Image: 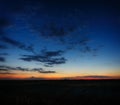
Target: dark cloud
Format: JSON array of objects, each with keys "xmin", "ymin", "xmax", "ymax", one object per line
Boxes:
[
  {"xmin": 21, "ymin": 55, "xmax": 66, "ymax": 66},
  {"xmin": 0, "ymin": 65, "xmax": 56, "ymax": 74},
  {"xmin": 63, "ymin": 75, "xmax": 113, "ymax": 80},
  {"xmin": 34, "ymin": 21, "xmax": 97, "ymax": 55},
  {"xmin": 2, "ymin": 36, "xmax": 27, "ymax": 49},
  {"xmin": 0, "ymin": 65, "xmax": 28, "ymax": 71},
  {"xmin": 0, "ymin": 72, "xmax": 16, "ymax": 74},
  {"xmin": 31, "ymin": 68, "xmax": 56, "ymax": 73},
  {"xmin": 20, "ymin": 49, "xmax": 66, "ymax": 67},
  {"xmin": 0, "ymin": 57, "xmax": 6, "ymax": 62},
  {"xmin": 1, "ymin": 36, "xmax": 35, "ymax": 53},
  {"xmin": 31, "ymin": 68, "xmax": 43, "ymax": 71},
  {"xmin": 81, "ymin": 45, "xmax": 104, "ymax": 56},
  {"xmin": 44, "ymin": 57, "xmax": 66, "ymax": 66},
  {"xmin": 40, "ymin": 22, "xmax": 76, "ymax": 38},
  {"xmin": 39, "ymin": 70, "xmax": 56, "ymax": 73},
  {"xmin": 16, "ymin": 67, "xmax": 29, "ymax": 71},
  {"xmin": 0, "ymin": 68, "xmax": 8, "ymax": 71},
  {"xmin": 79, "ymin": 38, "xmax": 90, "ymax": 46},
  {"xmin": 41, "ymin": 49, "xmax": 64, "ymax": 57},
  {"xmin": 81, "ymin": 76, "xmax": 112, "ymax": 79}
]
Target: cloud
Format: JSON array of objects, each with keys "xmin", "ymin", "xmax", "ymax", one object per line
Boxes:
[
  {"xmin": 79, "ymin": 38, "xmax": 90, "ymax": 46},
  {"xmin": 0, "ymin": 72, "xmax": 16, "ymax": 74},
  {"xmin": 2, "ymin": 36, "xmax": 26, "ymax": 49},
  {"xmin": 81, "ymin": 76, "xmax": 112, "ymax": 79},
  {"xmin": 34, "ymin": 21, "xmax": 98, "ymax": 55},
  {"xmin": 31, "ymin": 68, "xmax": 56, "ymax": 73},
  {"xmin": 0, "ymin": 65, "xmax": 28, "ymax": 71},
  {"xmin": 0, "ymin": 57, "xmax": 6, "ymax": 62},
  {"xmin": 39, "ymin": 70, "xmax": 56, "ymax": 73},
  {"xmin": 15, "ymin": 67, "xmax": 29, "ymax": 71},
  {"xmin": 40, "ymin": 22, "xmax": 76, "ymax": 38},
  {"xmin": 20, "ymin": 55, "xmax": 66, "ymax": 66},
  {"xmin": 1, "ymin": 36, "xmax": 35, "ymax": 53},
  {"xmin": 20, "ymin": 49, "xmax": 66, "ymax": 67},
  {"xmin": 31, "ymin": 68, "xmax": 43, "ymax": 71},
  {"xmin": 0, "ymin": 68, "xmax": 8, "ymax": 71},
  {"xmin": 34, "ymin": 22, "xmax": 83, "ymax": 48},
  {"xmin": 64, "ymin": 75, "xmax": 113, "ymax": 80},
  {"xmin": 44, "ymin": 57, "xmax": 66, "ymax": 66},
  {"xmin": 0, "ymin": 65, "xmax": 56, "ymax": 74},
  {"xmin": 0, "ymin": 53, "xmax": 7, "ymax": 62},
  {"xmin": 79, "ymin": 44, "xmax": 104, "ymax": 56},
  {"xmin": 41, "ymin": 49, "xmax": 64, "ymax": 57}
]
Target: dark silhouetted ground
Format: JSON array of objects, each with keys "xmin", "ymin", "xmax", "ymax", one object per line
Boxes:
[{"xmin": 0, "ymin": 80, "xmax": 120, "ymax": 105}]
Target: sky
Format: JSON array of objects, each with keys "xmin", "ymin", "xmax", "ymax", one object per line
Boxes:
[{"xmin": 0, "ymin": 0, "xmax": 120, "ymax": 80}]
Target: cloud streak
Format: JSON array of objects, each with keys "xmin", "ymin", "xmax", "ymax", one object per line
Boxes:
[
  {"xmin": 63, "ymin": 75, "xmax": 113, "ymax": 80},
  {"xmin": 0, "ymin": 65, "xmax": 56, "ymax": 74},
  {"xmin": 40, "ymin": 22, "xmax": 76, "ymax": 38},
  {"xmin": 32, "ymin": 68, "xmax": 56, "ymax": 73},
  {"xmin": 20, "ymin": 49, "xmax": 66, "ymax": 67},
  {"xmin": 1, "ymin": 36, "xmax": 35, "ymax": 53}
]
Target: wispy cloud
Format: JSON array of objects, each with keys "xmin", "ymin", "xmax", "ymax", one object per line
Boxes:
[
  {"xmin": 20, "ymin": 49, "xmax": 66, "ymax": 67},
  {"xmin": 40, "ymin": 22, "xmax": 76, "ymax": 38},
  {"xmin": 0, "ymin": 72, "xmax": 16, "ymax": 74},
  {"xmin": 1, "ymin": 36, "xmax": 35, "ymax": 53},
  {"xmin": 0, "ymin": 65, "xmax": 56, "ymax": 74},
  {"xmin": 63, "ymin": 75, "xmax": 113, "ymax": 80},
  {"xmin": 32, "ymin": 68, "xmax": 56, "ymax": 73}
]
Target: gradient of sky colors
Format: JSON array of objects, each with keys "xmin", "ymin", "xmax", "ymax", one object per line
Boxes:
[{"xmin": 0, "ymin": 0, "xmax": 120, "ymax": 80}]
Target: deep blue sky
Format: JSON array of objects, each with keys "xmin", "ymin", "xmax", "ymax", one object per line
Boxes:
[{"xmin": 0, "ymin": 0, "xmax": 120, "ymax": 79}]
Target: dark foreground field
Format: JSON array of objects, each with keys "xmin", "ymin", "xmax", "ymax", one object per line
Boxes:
[{"xmin": 0, "ymin": 80, "xmax": 120, "ymax": 105}]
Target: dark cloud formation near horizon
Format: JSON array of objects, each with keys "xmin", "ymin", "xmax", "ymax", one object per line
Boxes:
[
  {"xmin": 0, "ymin": 72, "xmax": 16, "ymax": 74},
  {"xmin": 63, "ymin": 75, "xmax": 113, "ymax": 80},
  {"xmin": 78, "ymin": 76, "xmax": 112, "ymax": 79},
  {"xmin": 0, "ymin": 65, "xmax": 56, "ymax": 74},
  {"xmin": 32, "ymin": 68, "xmax": 56, "ymax": 73}
]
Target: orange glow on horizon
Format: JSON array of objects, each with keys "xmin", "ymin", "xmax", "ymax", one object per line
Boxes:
[
  {"xmin": 0, "ymin": 69, "xmax": 120, "ymax": 80},
  {"xmin": 0, "ymin": 72, "xmax": 120, "ymax": 80}
]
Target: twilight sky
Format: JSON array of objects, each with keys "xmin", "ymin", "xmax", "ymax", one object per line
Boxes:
[{"xmin": 0, "ymin": 0, "xmax": 120, "ymax": 79}]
